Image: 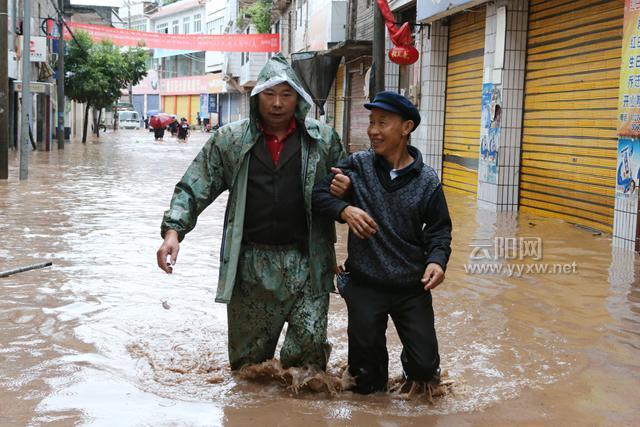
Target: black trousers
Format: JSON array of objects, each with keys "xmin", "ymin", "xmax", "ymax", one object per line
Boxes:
[{"xmin": 342, "ymin": 280, "xmax": 440, "ymax": 394}]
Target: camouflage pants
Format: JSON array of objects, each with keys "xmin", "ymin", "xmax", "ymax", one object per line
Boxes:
[{"xmin": 227, "ymin": 243, "xmax": 330, "ymax": 370}]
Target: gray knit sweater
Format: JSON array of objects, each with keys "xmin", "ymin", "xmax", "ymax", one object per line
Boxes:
[{"xmin": 312, "ymin": 146, "xmax": 452, "ymax": 289}]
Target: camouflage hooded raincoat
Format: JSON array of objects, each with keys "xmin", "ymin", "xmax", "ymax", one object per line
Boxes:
[{"xmin": 161, "ymin": 54, "xmax": 345, "ymax": 303}]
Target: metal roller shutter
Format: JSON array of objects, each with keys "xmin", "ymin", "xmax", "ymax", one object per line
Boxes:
[
  {"xmin": 147, "ymin": 95, "xmax": 159, "ymax": 114},
  {"xmin": 132, "ymin": 95, "xmax": 144, "ymax": 118},
  {"xmin": 520, "ymin": 0, "xmax": 624, "ymax": 232},
  {"xmin": 176, "ymin": 96, "xmax": 190, "ymax": 120},
  {"xmin": 442, "ymin": 7, "xmax": 486, "ymax": 195},
  {"xmin": 190, "ymin": 95, "xmax": 200, "ymax": 124},
  {"xmin": 163, "ymin": 96, "xmax": 176, "ymax": 116}
]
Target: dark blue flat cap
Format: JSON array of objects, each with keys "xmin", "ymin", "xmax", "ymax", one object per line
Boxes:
[{"xmin": 364, "ymin": 91, "xmax": 421, "ymax": 131}]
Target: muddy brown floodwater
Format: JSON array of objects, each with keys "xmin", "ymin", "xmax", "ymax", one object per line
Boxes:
[{"xmin": 1, "ymin": 130, "xmax": 638, "ymax": 426}]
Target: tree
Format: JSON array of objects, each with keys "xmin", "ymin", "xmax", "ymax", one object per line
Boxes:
[
  {"xmin": 65, "ymin": 31, "xmax": 149, "ymax": 142},
  {"xmin": 238, "ymin": 0, "xmax": 273, "ymax": 34}
]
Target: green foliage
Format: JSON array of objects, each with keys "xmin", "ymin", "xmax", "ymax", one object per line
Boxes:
[
  {"xmin": 65, "ymin": 31, "xmax": 150, "ymax": 140},
  {"xmin": 238, "ymin": 0, "xmax": 273, "ymax": 34},
  {"xmin": 65, "ymin": 31, "xmax": 149, "ymax": 109}
]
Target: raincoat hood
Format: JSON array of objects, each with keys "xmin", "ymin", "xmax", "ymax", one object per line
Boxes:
[{"xmin": 250, "ymin": 53, "xmax": 314, "ymax": 125}]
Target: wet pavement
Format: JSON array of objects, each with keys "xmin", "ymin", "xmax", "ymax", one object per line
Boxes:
[{"xmin": 0, "ymin": 129, "xmax": 638, "ymax": 426}]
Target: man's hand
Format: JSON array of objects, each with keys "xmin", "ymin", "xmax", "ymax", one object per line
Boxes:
[
  {"xmin": 330, "ymin": 167, "xmax": 351, "ymax": 199},
  {"xmin": 421, "ymin": 263, "xmax": 445, "ymax": 290},
  {"xmin": 340, "ymin": 206, "xmax": 378, "ymax": 239},
  {"xmin": 157, "ymin": 229, "xmax": 180, "ymax": 274}
]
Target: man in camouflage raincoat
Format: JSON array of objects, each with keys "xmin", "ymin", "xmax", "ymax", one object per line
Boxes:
[{"xmin": 156, "ymin": 54, "xmax": 345, "ymax": 370}]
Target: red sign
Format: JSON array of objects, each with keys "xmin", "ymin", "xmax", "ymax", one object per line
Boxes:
[
  {"xmin": 376, "ymin": 0, "xmax": 419, "ymax": 65},
  {"xmin": 64, "ymin": 22, "xmax": 280, "ymax": 52},
  {"xmin": 160, "ymin": 74, "xmax": 226, "ymax": 95},
  {"xmin": 389, "ymin": 45, "xmax": 419, "ymax": 65}
]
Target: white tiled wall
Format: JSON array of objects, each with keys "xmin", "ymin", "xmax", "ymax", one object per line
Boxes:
[
  {"xmin": 477, "ymin": 0, "xmax": 528, "ymax": 212},
  {"xmin": 613, "ymin": 193, "xmax": 638, "ymax": 250},
  {"xmin": 385, "ymin": 29, "xmax": 400, "ymax": 92},
  {"xmin": 414, "ymin": 20, "xmax": 448, "ymax": 178}
]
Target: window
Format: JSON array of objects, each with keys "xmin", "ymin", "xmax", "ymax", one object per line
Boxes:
[
  {"xmin": 156, "ymin": 23, "xmax": 169, "ymax": 33},
  {"xmin": 207, "ymin": 17, "xmax": 224, "ymax": 34},
  {"xmin": 172, "ymin": 20, "xmax": 179, "ymax": 34},
  {"xmin": 300, "ymin": 0, "xmax": 307, "ymax": 27},
  {"xmin": 132, "ymin": 22, "xmax": 147, "ymax": 32},
  {"xmin": 194, "ymin": 14, "xmax": 202, "ymax": 33},
  {"xmin": 297, "ymin": 0, "xmax": 303, "ymax": 27},
  {"xmin": 183, "ymin": 16, "xmax": 191, "ymax": 34}
]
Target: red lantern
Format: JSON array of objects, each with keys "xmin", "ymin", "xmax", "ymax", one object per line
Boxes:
[{"xmin": 389, "ymin": 45, "xmax": 419, "ymax": 65}]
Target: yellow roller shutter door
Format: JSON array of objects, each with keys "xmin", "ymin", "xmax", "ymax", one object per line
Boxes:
[
  {"xmin": 442, "ymin": 7, "xmax": 486, "ymax": 195},
  {"xmin": 190, "ymin": 95, "xmax": 200, "ymax": 124},
  {"xmin": 176, "ymin": 96, "xmax": 190, "ymax": 121},
  {"xmin": 520, "ymin": 0, "xmax": 623, "ymax": 232},
  {"xmin": 163, "ymin": 96, "xmax": 175, "ymax": 115}
]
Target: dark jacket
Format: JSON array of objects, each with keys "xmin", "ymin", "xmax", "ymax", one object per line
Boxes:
[
  {"xmin": 161, "ymin": 54, "xmax": 346, "ymax": 302},
  {"xmin": 313, "ymin": 146, "xmax": 452, "ymax": 289}
]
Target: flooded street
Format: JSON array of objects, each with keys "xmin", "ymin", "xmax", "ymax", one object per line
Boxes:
[{"xmin": 1, "ymin": 130, "xmax": 638, "ymax": 426}]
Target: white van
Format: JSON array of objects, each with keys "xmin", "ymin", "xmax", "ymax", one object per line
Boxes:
[{"xmin": 119, "ymin": 110, "xmax": 141, "ymax": 129}]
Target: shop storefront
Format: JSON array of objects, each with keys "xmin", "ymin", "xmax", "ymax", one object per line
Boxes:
[
  {"xmin": 519, "ymin": 0, "xmax": 624, "ymax": 232},
  {"xmin": 442, "ymin": 6, "xmax": 486, "ymax": 195}
]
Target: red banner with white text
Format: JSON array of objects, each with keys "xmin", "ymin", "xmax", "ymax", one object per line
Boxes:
[{"xmin": 64, "ymin": 22, "xmax": 280, "ymax": 52}]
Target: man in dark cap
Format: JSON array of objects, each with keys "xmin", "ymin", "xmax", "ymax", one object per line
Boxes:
[{"xmin": 313, "ymin": 91, "xmax": 452, "ymax": 394}]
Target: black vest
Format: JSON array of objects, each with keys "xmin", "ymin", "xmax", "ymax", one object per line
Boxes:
[{"xmin": 243, "ymin": 130, "xmax": 307, "ymax": 245}]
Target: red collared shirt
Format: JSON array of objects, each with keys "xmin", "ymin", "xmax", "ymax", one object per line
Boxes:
[{"xmin": 259, "ymin": 118, "xmax": 297, "ymax": 167}]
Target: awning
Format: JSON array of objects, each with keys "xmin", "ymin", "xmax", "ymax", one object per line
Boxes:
[
  {"xmin": 318, "ymin": 40, "xmax": 372, "ymax": 59},
  {"xmin": 417, "ymin": 0, "xmax": 489, "ymax": 23}
]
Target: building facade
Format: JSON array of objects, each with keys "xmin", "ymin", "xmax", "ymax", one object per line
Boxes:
[
  {"xmin": 267, "ymin": 0, "xmax": 639, "ymax": 250},
  {"xmin": 412, "ymin": 0, "xmax": 630, "ymax": 245}
]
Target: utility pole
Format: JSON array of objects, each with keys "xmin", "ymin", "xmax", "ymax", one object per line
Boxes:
[
  {"xmin": 1, "ymin": 0, "xmax": 9, "ymax": 179},
  {"xmin": 372, "ymin": 2, "xmax": 386, "ymax": 97},
  {"xmin": 57, "ymin": 0, "xmax": 64, "ymax": 149},
  {"xmin": 20, "ymin": 0, "xmax": 32, "ymax": 180},
  {"xmin": 128, "ymin": 4, "xmax": 133, "ymax": 105}
]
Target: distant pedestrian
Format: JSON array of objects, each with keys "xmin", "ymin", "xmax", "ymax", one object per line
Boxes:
[
  {"xmin": 153, "ymin": 125, "xmax": 165, "ymax": 141},
  {"xmin": 196, "ymin": 112, "xmax": 202, "ymax": 128},
  {"xmin": 169, "ymin": 116, "xmax": 178, "ymax": 136},
  {"xmin": 113, "ymin": 111, "xmax": 119, "ymax": 131}
]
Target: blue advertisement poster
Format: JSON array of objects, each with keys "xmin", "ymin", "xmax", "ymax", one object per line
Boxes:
[
  {"xmin": 616, "ymin": 138, "xmax": 640, "ymax": 195},
  {"xmin": 479, "ymin": 83, "xmax": 500, "ymax": 184},
  {"xmin": 200, "ymin": 94, "xmax": 208, "ymax": 116}
]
